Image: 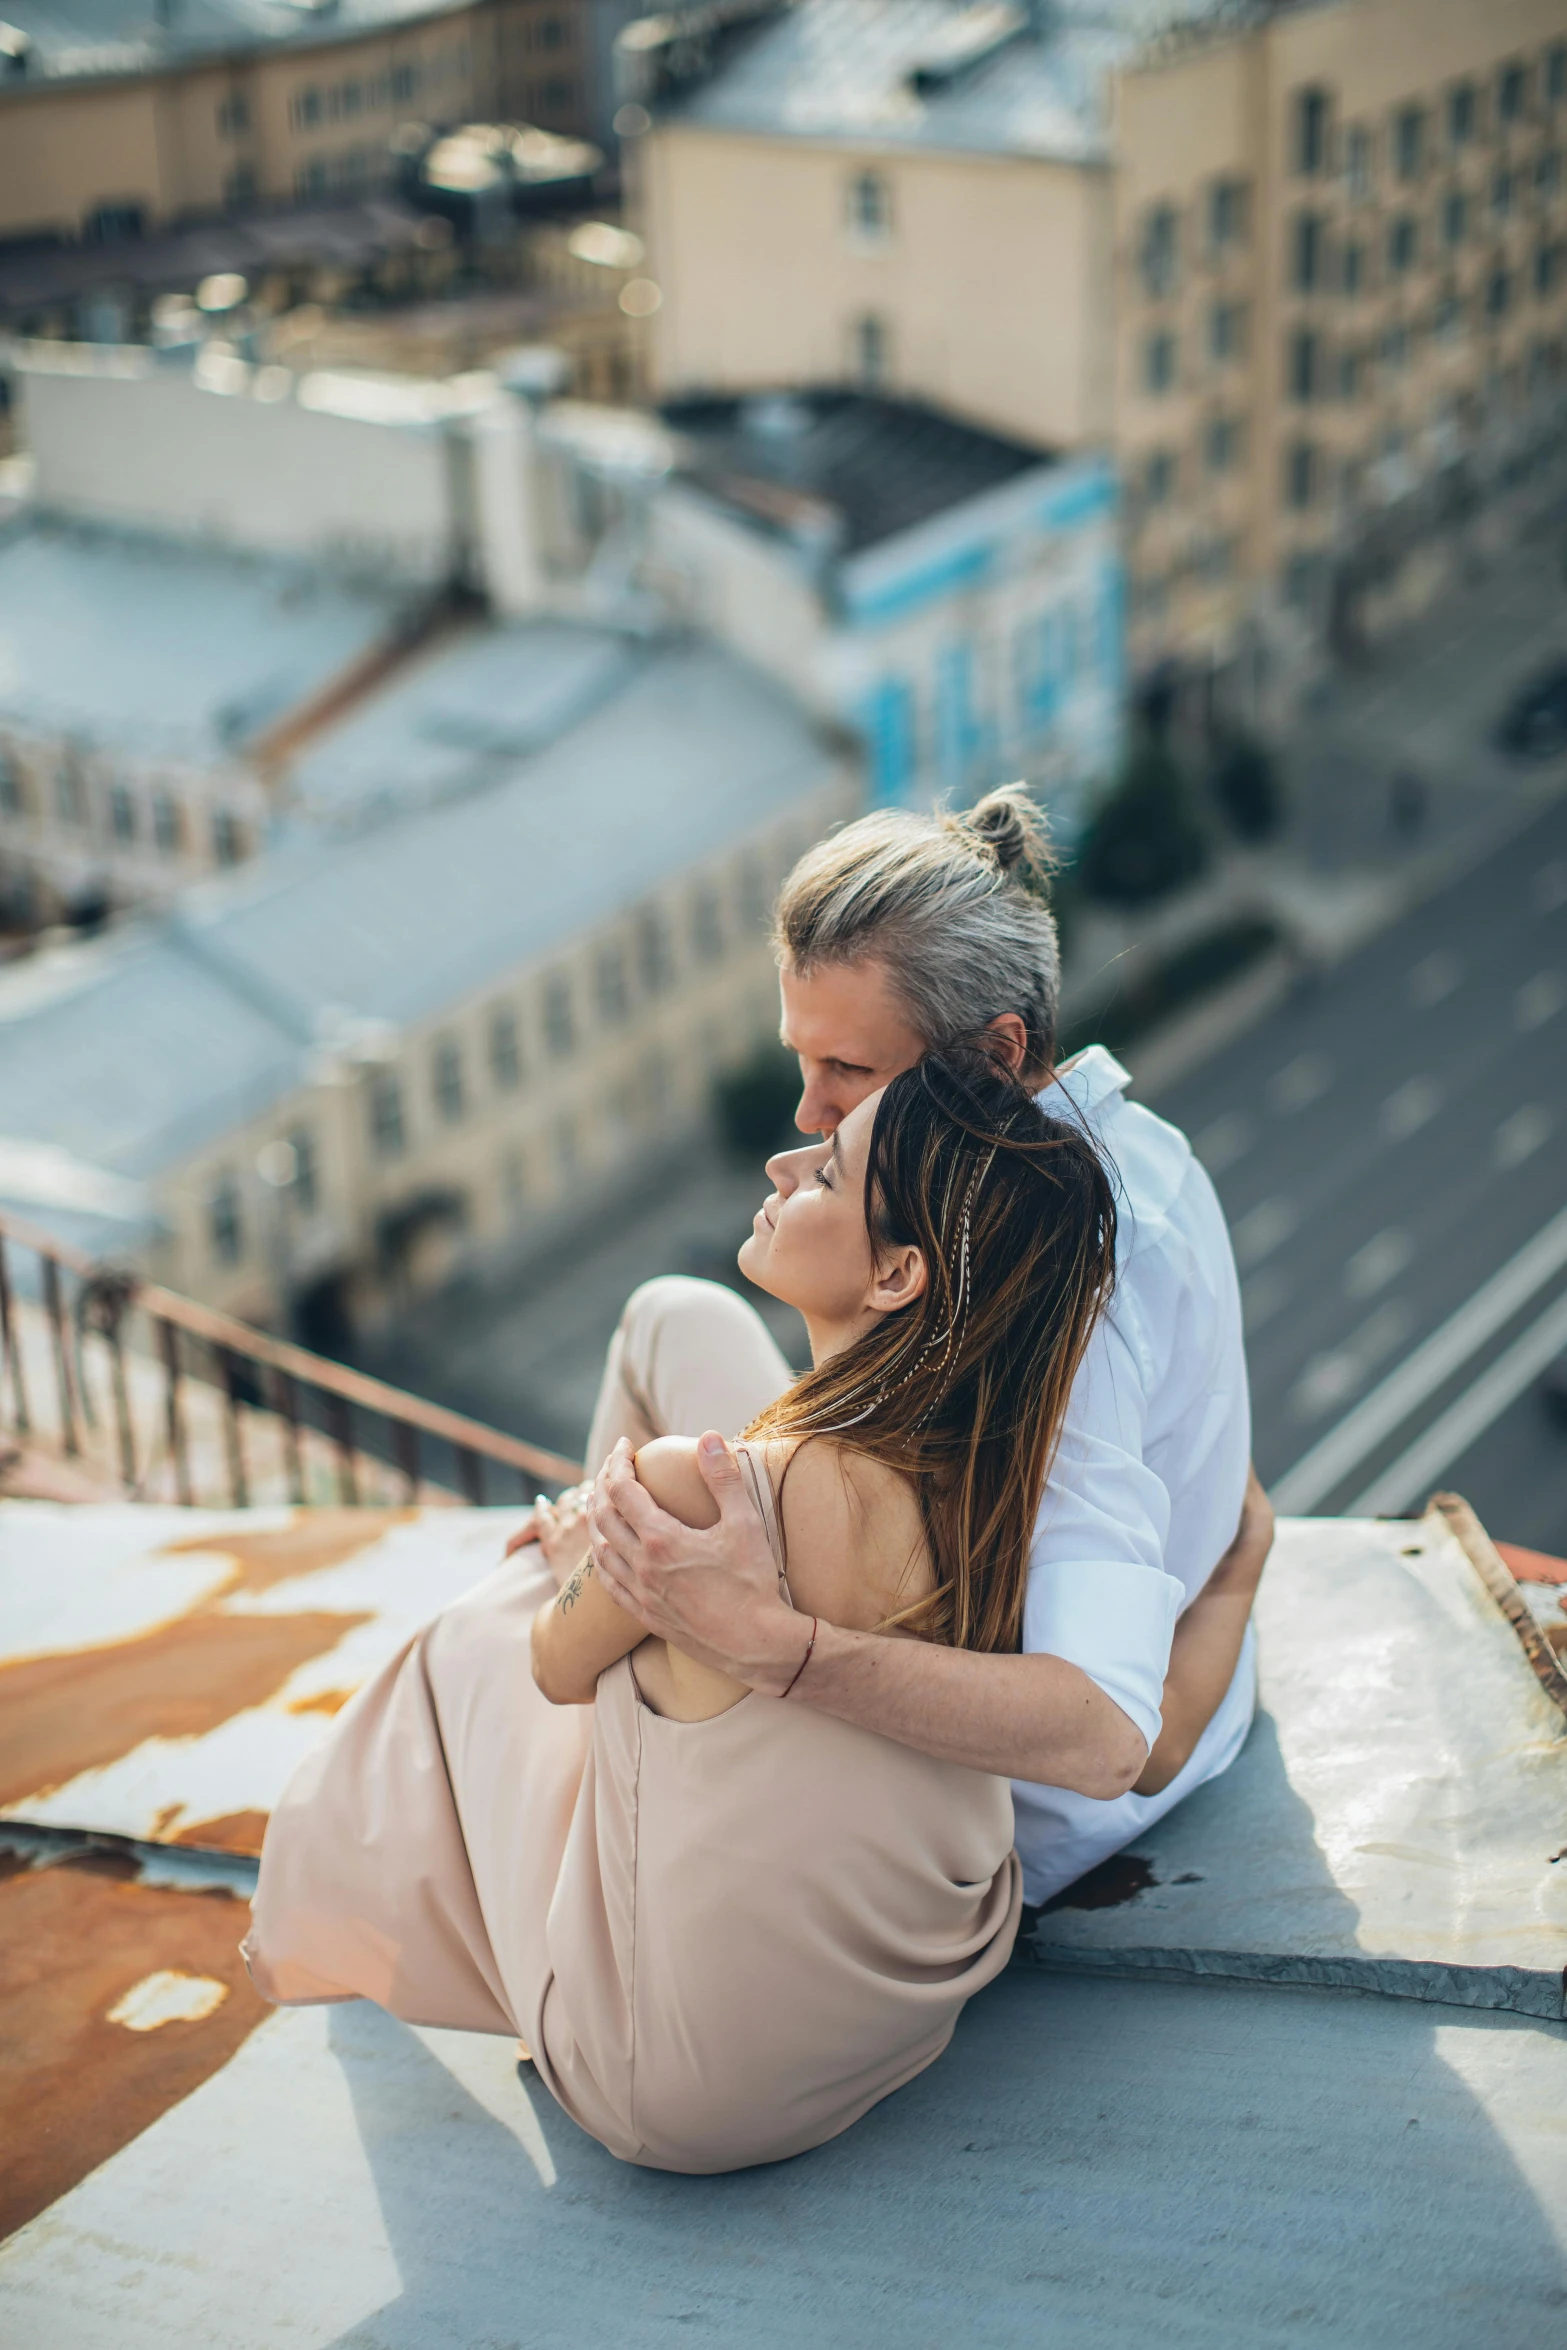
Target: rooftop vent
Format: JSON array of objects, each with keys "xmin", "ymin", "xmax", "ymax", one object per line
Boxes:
[
  {"xmin": 0, "ymin": 21, "xmax": 31, "ymax": 74},
  {"xmin": 907, "ymin": 2, "xmax": 1027, "ymax": 96}
]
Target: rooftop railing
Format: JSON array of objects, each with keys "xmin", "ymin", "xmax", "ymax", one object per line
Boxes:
[{"xmin": 0, "ymin": 1205, "xmax": 580, "ymax": 1511}]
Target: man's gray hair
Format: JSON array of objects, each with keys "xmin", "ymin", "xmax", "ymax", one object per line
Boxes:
[{"xmin": 774, "ymin": 785, "xmax": 1062, "ymax": 1077}]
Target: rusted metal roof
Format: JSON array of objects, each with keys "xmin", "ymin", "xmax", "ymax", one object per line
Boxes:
[{"xmin": 0, "ymin": 1502, "xmax": 533, "ymax": 1855}]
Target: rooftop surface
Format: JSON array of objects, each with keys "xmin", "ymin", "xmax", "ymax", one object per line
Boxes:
[
  {"xmin": 0, "ymin": 1497, "xmax": 1563, "ymax": 2339},
  {"xmin": 0, "ymin": 519, "xmax": 409, "ymax": 766},
  {"xmin": 0, "ymin": 627, "xmax": 837, "ymax": 1189},
  {"xmin": 662, "ymin": 387, "xmax": 1053, "ymax": 555},
  {"xmin": 0, "ymin": 0, "xmax": 472, "ymax": 86},
  {"xmin": 651, "ymin": 0, "xmax": 1211, "ymax": 164}
]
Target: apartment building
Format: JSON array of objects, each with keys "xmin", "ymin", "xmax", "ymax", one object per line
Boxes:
[
  {"xmin": 1115, "ymin": 0, "xmax": 1567, "ymax": 696},
  {"xmin": 0, "ymin": 0, "xmax": 638, "ymax": 245}
]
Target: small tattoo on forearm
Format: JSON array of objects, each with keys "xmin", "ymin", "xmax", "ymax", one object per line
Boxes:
[{"xmin": 558, "ymin": 1560, "xmax": 593, "ymax": 1613}]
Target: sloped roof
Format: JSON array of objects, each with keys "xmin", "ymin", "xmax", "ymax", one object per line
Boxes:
[{"xmin": 0, "ymin": 0, "xmax": 472, "ymax": 87}]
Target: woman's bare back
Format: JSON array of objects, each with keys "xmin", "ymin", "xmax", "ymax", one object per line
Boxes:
[{"xmin": 631, "ymin": 1435, "xmax": 934, "ymax": 1723}]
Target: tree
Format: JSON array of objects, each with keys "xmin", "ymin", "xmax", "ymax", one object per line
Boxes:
[
  {"xmin": 1210, "ymin": 731, "xmax": 1285, "ymax": 844},
  {"xmin": 1078, "ymin": 737, "xmax": 1210, "ymax": 908}
]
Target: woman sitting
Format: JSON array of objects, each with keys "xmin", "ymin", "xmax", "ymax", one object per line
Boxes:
[{"xmin": 246, "ymin": 1048, "xmax": 1125, "ymax": 2172}]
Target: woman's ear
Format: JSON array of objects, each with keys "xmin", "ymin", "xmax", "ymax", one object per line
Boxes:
[{"xmin": 867, "ymin": 1243, "xmax": 928, "ymax": 1317}]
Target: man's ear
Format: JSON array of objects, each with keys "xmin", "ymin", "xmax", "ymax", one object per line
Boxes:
[
  {"xmin": 867, "ymin": 1243, "xmax": 928, "ymax": 1317},
  {"xmin": 983, "ymin": 1012, "xmax": 1029, "ymax": 1074}
]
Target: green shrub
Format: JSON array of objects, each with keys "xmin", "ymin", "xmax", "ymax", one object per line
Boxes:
[
  {"xmin": 713, "ymin": 1041, "xmax": 800, "ymax": 1160},
  {"xmin": 1078, "ymin": 737, "xmax": 1210, "ymax": 908}
]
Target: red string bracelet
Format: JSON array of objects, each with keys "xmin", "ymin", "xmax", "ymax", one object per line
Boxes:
[{"xmin": 779, "ymin": 1615, "xmax": 818, "ymax": 1699}]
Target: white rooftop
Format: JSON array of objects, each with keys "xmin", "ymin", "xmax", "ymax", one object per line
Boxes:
[{"xmin": 0, "ymin": 0, "xmax": 472, "ymax": 85}]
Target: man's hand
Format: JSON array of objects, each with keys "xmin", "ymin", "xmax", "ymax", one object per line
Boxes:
[{"xmin": 586, "ymin": 1434, "xmax": 809, "ymax": 1694}]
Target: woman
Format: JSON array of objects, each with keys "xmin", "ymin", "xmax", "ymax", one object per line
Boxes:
[{"xmin": 245, "ymin": 1048, "xmax": 1118, "ymax": 2172}]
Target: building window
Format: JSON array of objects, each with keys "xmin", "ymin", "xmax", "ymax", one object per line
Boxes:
[
  {"xmin": 848, "ymin": 169, "xmax": 892, "ymax": 241},
  {"xmin": 1341, "ymin": 239, "xmax": 1366, "ymax": 297},
  {"xmin": 488, "ymin": 1004, "xmax": 522, "ymax": 1089},
  {"xmin": 1387, "ymin": 215, "xmax": 1419, "ymax": 274},
  {"xmin": 1448, "ymin": 82, "xmax": 1476, "ymax": 148},
  {"xmin": 1444, "ymin": 190, "xmax": 1469, "ymax": 247},
  {"xmin": 1284, "ymin": 442, "xmax": 1317, "ymax": 509},
  {"xmin": 1345, "ymin": 124, "xmax": 1373, "ymax": 201},
  {"xmin": 1337, "ymin": 347, "xmax": 1363, "ymax": 400},
  {"xmin": 637, "ymin": 907, "xmax": 674, "ymax": 997},
  {"xmin": 1291, "ymin": 212, "xmax": 1327, "ymax": 292},
  {"xmin": 595, "ymin": 943, "xmax": 629, "ymax": 1024},
  {"xmin": 1139, "ymin": 203, "xmax": 1179, "ymax": 298},
  {"xmin": 217, "ymin": 90, "xmax": 250, "ymax": 136},
  {"xmin": 55, "ymin": 758, "xmax": 86, "ymax": 826},
  {"xmin": 1144, "ymin": 329, "xmax": 1178, "ymax": 393},
  {"xmin": 1434, "ymin": 291, "xmax": 1465, "ymax": 343},
  {"xmin": 1537, "ymin": 242, "xmax": 1563, "ymax": 300},
  {"xmin": 286, "ymin": 1126, "xmax": 318, "ymax": 1215},
  {"xmin": 0, "ymin": 748, "xmax": 19, "ymax": 816},
  {"xmin": 1488, "ymin": 267, "xmax": 1513, "ymax": 320},
  {"xmin": 1497, "ymin": 63, "xmax": 1528, "ymax": 125},
  {"xmin": 391, "ymin": 62, "xmax": 416, "ymax": 103},
  {"xmin": 1208, "ymin": 177, "xmax": 1248, "ymax": 251},
  {"xmin": 543, "ymin": 973, "xmax": 574, "ymax": 1056},
  {"xmin": 1295, "ymin": 86, "xmax": 1331, "ymax": 176},
  {"xmin": 368, "ymin": 1071, "xmax": 405, "ymax": 1159},
  {"xmin": 1394, "ymin": 106, "xmax": 1425, "ymax": 182},
  {"xmin": 212, "ymin": 809, "xmax": 244, "ymax": 866},
  {"xmin": 1209, "ymin": 299, "xmax": 1247, "ymax": 362},
  {"xmin": 1144, "ymin": 449, "xmax": 1177, "ymax": 505},
  {"xmin": 1205, "ymin": 415, "xmax": 1243, "ymax": 473},
  {"xmin": 1537, "ymin": 149, "xmax": 1561, "ymax": 200},
  {"xmin": 852, "ymin": 312, "xmax": 889, "ymax": 387},
  {"xmin": 223, "ymin": 165, "xmax": 257, "ymax": 210},
  {"xmin": 85, "ymin": 202, "xmax": 144, "ymax": 244},
  {"xmin": 1492, "ymin": 167, "xmax": 1515, "ymax": 221},
  {"xmin": 208, "ymin": 1173, "xmax": 243, "ymax": 1266},
  {"xmin": 291, "ymin": 87, "xmax": 323, "ymax": 130},
  {"xmin": 1549, "ymin": 46, "xmax": 1567, "ymax": 107},
  {"xmin": 152, "ymin": 791, "xmax": 181, "ymax": 853},
  {"xmin": 109, "ymin": 783, "xmax": 136, "ymax": 842},
  {"xmin": 1287, "ymin": 328, "xmax": 1321, "ymax": 402},
  {"xmin": 432, "ymin": 1036, "xmax": 464, "ymax": 1124},
  {"xmin": 691, "ymin": 886, "xmax": 724, "ymax": 963}
]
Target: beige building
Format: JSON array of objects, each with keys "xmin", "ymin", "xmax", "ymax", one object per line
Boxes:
[
  {"xmin": 627, "ymin": 0, "xmax": 1567, "ymax": 702},
  {"xmin": 0, "ymin": 0, "xmax": 641, "ymax": 246},
  {"xmin": 1114, "ymin": 0, "xmax": 1567, "ymax": 693}
]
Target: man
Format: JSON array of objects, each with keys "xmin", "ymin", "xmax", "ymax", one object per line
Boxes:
[{"xmin": 581, "ymin": 786, "xmax": 1269, "ymax": 1909}]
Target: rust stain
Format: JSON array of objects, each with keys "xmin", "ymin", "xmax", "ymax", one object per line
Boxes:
[
  {"xmin": 286, "ymin": 1688, "xmax": 355, "ymax": 1718},
  {"xmin": 173, "ymin": 1811, "xmax": 271, "ymax": 1857},
  {"xmin": 0, "ymin": 1852, "xmax": 268, "ymax": 2242},
  {"xmin": 0, "ymin": 1608, "xmax": 370, "ymax": 1811},
  {"xmin": 160, "ymin": 1507, "xmax": 415, "ymax": 1596},
  {"xmin": 1496, "ymin": 1542, "xmax": 1567, "ymax": 1586}
]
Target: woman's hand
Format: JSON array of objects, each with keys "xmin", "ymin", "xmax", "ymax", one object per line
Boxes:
[{"xmin": 506, "ymin": 1481, "xmax": 594, "ymax": 1589}]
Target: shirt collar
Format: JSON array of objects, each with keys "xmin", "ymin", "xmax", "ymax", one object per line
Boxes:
[{"xmin": 1036, "ymin": 1043, "xmax": 1133, "ymax": 1122}]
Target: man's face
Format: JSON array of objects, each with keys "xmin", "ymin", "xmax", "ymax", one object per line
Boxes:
[{"xmin": 779, "ymin": 957, "xmax": 927, "ymax": 1136}]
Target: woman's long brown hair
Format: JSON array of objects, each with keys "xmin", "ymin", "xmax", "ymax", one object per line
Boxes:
[{"xmin": 745, "ymin": 1047, "xmax": 1117, "ymax": 1654}]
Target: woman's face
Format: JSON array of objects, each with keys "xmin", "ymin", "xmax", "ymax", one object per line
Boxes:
[{"xmin": 739, "ymin": 1090, "xmax": 925, "ymax": 1353}]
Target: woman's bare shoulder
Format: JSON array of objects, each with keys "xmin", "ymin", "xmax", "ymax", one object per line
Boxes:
[
  {"xmin": 756, "ymin": 1437, "xmax": 931, "ymax": 1631},
  {"xmin": 632, "ymin": 1435, "xmax": 720, "ymax": 1529}
]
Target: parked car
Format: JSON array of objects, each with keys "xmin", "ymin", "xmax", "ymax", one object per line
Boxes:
[{"xmin": 1496, "ymin": 663, "xmax": 1567, "ymax": 759}]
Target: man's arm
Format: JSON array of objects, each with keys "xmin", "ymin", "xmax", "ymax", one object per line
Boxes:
[
  {"xmin": 1133, "ymin": 1467, "xmax": 1272, "ymax": 1795},
  {"xmin": 586, "ymin": 1434, "xmax": 1149, "ymax": 1797}
]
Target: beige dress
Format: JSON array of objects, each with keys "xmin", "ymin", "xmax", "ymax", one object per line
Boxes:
[{"xmin": 244, "ymin": 1444, "xmax": 1021, "ymax": 2174}]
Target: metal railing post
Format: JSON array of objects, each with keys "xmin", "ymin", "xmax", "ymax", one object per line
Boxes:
[
  {"xmin": 0, "ymin": 1232, "xmax": 30, "ymax": 1437},
  {"xmin": 41, "ymin": 1256, "xmax": 79, "ymax": 1456},
  {"xmin": 159, "ymin": 1318, "xmax": 192, "ymax": 1506}
]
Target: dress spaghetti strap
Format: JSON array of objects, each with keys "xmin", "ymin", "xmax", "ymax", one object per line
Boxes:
[{"xmin": 733, "ymin": 1439, "xmax": 794, "ymax": 1608}]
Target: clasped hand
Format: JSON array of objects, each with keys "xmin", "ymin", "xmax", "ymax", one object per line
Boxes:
[{"xmin": 585, "ymin": 1434, "xmax": 803, "ymax": 1694}]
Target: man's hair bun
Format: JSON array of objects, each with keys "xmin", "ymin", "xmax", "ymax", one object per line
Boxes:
[{"xmin": 946, "ymin": 784, "xmax": 1056, "ymax": 900}]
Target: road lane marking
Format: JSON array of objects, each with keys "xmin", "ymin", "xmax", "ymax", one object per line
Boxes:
[
  {"xmin": 1515, "ymin": 970, "xmax": 1564, "ymax": 1030},
  {"xmin": 1380, "ymin": 1075, "xmax": 1442, "ymax": 1140},
  {"xmin": 1494, "ymin": 1104, "xmax": 1555, "ymax": 1170},
  {"xmin": 1407, "ymin": 952, "xmax": 1461, "ymax": 1009},
  {"xmin": 1270, "ymin": 1201, "xmax": 1567, "ymax": 1512},
  {"xmin": 1289, "ymin": 1302, "xmax": 1412, "ymax": 1421},
  {"xmin": 1345, "ymin": 1228, "xmax": 1414, "ymax": 1298},
  {"xmin": 1268, "ymin": 1052, "xmax": 1333, "ymax": 1114},
  {"xmin": 1196, "ymin": 1110, "xmax": 1255, "ymax": 1173},
  {"xmin": 1348, "ymin": 1288, "xmax": 1567, "ymax": 1516},
  {"xmin": 1232, "ymin": 1196, "xmax": 1298, "ymax": 1270}
]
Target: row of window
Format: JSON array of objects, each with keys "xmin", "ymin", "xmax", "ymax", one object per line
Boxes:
[
  {"xmin": 0, "ymin": 754, "xmax": 246, "ymax": 867},
  {"xmin": 1289, "ymin": 159, "xmax": 1563, "ymax": 293},
  {"xmin": 1286, "ymin": 255, "xmax": 1564, "ymax": 400},
  {"xmin": 1294, "ymin": 49, "xmax": 1567, "ymax": 185},
  {"xmin": 1138, "ymin": 180, "xmax": 1249, "ymax": 295},
  {"xmin": 207, "ymin": 1128, "xmax": 321, "ymax": 1266},
  {"xmin": 1142, "ymin": 304, "xmax": 1247, "ymax": 392},
  {"xmin": 294, "ymin": 148, "xmax": 391, "ymax": 202},
  {"xmin": 363, "ymin": 882, "xmax": 766, "ymax": 1164},
  {"xmin": 1141, "ymin": 417, "xmax": 1248, "ymax": 508},
  {"xmin": 289, "ymin": 64, "xmax": 420, "ymax": 132}
]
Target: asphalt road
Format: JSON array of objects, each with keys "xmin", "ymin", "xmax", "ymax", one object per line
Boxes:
[{"xmin": 1157, "ymin": 796, "xmax": 1567, "ymax": 1554}]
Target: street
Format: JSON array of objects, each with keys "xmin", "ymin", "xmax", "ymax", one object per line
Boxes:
[{"xmin": 1158, "ymin": 796, "xmax": 1567, "ymax": 1553}]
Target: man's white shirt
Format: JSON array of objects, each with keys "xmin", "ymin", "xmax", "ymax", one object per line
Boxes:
[{"xmin": 1015, "ymin": 1045, "xmax": 1254, "ymax": 1906}]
